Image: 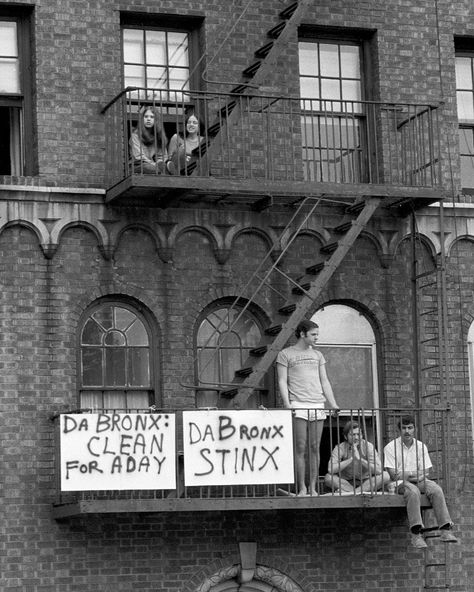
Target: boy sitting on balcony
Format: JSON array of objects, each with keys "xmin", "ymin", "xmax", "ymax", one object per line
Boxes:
[
  {"xmin": 324, "ymin": 420, "xmax": 390, "ymax": 495},
  {"xmin": 383, "ymin": 414, "xmax": 458, "ymax": 549}
]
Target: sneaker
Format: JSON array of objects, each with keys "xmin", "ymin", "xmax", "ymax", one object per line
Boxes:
[
  {"xmin": 439, "ymin": 530, "xmax": 458, "ymax": 543},
  {"xmin": 156, "ymin": 160, "xmax": 166, "ymax": 175},
  {"xmin": 411, "ymin": 533, "xmax": 428, "ymax": 549}
]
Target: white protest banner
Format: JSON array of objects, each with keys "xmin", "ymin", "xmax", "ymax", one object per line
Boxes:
[
  {"xmin": 60, "ymin": 412, "xmax": 176, "ymax": 491},
  {"xmin": 183, "ymin": 409, "xmax": 294, "ymax": 486}
]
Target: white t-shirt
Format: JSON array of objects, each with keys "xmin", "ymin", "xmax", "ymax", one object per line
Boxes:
[{"xmin": 276, "ymin": 347, "xmax": 326, "ymax": 405}]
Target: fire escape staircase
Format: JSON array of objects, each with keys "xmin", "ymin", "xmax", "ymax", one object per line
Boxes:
[
  {"xmin": 187, "ymin": 0, "xmax": 310, "ymax": 176},
  {"xmin": 194, "ymin": 195, "xmax": 382, "ymax": 409}
]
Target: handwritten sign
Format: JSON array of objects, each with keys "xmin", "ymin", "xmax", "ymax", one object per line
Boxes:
[
  {"xmin": 183, "ymin": 410, "xmax": 294, "ymax": 486},
  {"xmin": 59, "ymin": 413, "xmax": 176, "ymax": 491}
]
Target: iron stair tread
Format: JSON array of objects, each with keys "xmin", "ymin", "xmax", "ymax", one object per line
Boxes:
[
  {"xmin": 345, "ymin": 200, "xmax": 367, "ymax": 215},
  {"xmin": 230, "ymin": 83, "xmax": 249, "ymax": 94},
  {"xmin": 306, "ymin": 262, "xmax": 325, "ymax": 275},
  {"xmin": 250, "ymin": 345, "xmax": 268, "ymax": 356},
  {"xmin": 264, "ymin": 324, "xmax": 283, "ymax": 336},
  {"xmin": 320, "ymin": 241, "xmax": 339, "ymax": 254},
  {"xmin": 242, "ymin": 61, "xmax": 262, "ymax": 78},
  {"xmin": 334, "ymin": 221, "xmax": 353, "ymax": 233},
  {"xmin": 267, "ymin": 21, "xmax": 286, "ymax": 38},
  {"xmin": 255, "ymin": 41, "xmax": 274, "ymax": 58},
  {"xmin": 219, "ymin": 100, "xmax": 238, "ymax": 117},
  {"xmin": 279, "ymin": 2, "xmax": 298, "ymax": 19},
  {"xmin": 278, "ymin": 303, "xmax": 297, "ymax": 315},
  {"xmin": 292, "ymin": 281, "xmax": 311, "ymax": 295},
  {"xmin": 235, "ymin": 366, "xmax": 254, "ymax": 377}
]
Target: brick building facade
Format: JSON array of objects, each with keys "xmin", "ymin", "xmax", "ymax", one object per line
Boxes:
[{"xmin": 1, "ymin": 1, "xmax": 474, "ymax": 591}]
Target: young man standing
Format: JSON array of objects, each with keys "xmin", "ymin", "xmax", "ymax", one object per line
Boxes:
[
  {"xmin": 383, "ymin": 415, "xmax": 458, "ymax": 549},
  {"xmin": 277, "ymin": 319, "xmax": 339, "ymax": 496}
]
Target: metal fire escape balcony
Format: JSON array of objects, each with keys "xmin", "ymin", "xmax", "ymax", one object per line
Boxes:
[{"xmin": 102, "ymin": 88, "xmax": 444, "ymax": 210}]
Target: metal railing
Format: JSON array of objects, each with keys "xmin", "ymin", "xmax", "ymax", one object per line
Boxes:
[
  {"xmin": 52, "ymin": 407, "xmax": 450, "ymax": 506},
  {"xmin": 102, "ymin": 88, "xmax": 442, "ymax": 191}
]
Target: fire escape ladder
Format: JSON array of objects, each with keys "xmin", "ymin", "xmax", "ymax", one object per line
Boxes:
[
  {"xmin": 219, "ymin": 195, "xmax": 381, "ymax": 409},
  {"xmin": 410, "ymin": 206, "xmax": 450, "ymax": 480},
  {"xmin": 422, "ymin": 508, "xmax": 451, "ymax": 591},
  {"xmin": 190, "ymin": 0, "xmax": 311, "ymax": 175}
]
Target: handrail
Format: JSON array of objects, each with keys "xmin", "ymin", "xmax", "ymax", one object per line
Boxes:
[{"xmin": 100, "ymin": 86, "xmax": 443, "ymax": 114}]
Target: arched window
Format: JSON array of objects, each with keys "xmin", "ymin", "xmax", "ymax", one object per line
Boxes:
[
  {"xmin": 311, "ymin": 303, "xmax": 380, "ymax": 473},
  {"xmin": 196, "ymin": 302, "xmax": 270, "ymax": 408},
  {"xmin": 79, "ymin": 301, "xmax": 156, "ymax": 410},
  {"xmin": 311, "ymin": 303, "xmax": 378, "ymax": 410}
]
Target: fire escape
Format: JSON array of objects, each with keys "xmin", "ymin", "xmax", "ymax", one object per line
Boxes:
[{"xmin": 59, "ymin": 0, "xmax": 450, "ymax": 528}]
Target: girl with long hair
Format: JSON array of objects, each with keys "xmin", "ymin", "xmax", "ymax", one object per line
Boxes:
[{"xmin": 129, "ymin": 106, "xmax": 168, "ymax": 175}]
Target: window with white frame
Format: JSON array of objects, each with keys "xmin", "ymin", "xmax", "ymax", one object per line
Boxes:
[
  {"xmin": 79, "ymin": 302, "xmax": 156, "ymax": 410},
  {"xmin": 0, "ymin": 9, "xmax": 34, "ymax": 176}
]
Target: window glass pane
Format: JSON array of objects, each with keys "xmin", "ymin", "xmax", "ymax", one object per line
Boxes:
[
  {"xmin": 93, "ymin": 306, "xmax": 114, "ymax": 330},
  {"xmin": 103, "ymin": 391, "xmax": 126, "ymax": 410},
  {"xmin": 198, "ymin": 349, "xmax": 220, "ymax": 383},
  {"xmin": 128, "ymin": 349, "xmax": 150, "ymax": 386},
  {"xmin": 81, "ymin": 318, "xmax": 103, "ymax": 345},
  {"xmin": 461, "ymin": 154, "xmax": 474, "ymax": 188},
  {"xmin": 341, "ymin": 79, "xmax": 361, "ymax": 103},
  {"xmin": 221, "ymin": 349, "xmax": 240, "ymax": 383},
  {"xmin": 168, "ymin": 32, "xmax": 189, "ymax": 67},
  {"xmin": 233, "ymin": 317, "xmax": 261, "ymax": 346},
  {"xmin": 0, "ymin": 59, "xmax": 20, "ymax": 93},
  {"xmin": 145, "ymin": 30, "xmax": 166, "ymax": 65},
  {"xmin": 317, "ymin": 345, "xmax": 373, "ymax": 409},
  {"xmin": 459, "ymin": 127, "xmax": 474, "ymax": 153},
  {"xmin": 124, "ymin": 64, "xmax": 145, "ymax": 88},
  {"xmin": 125, "ymin": 392, "xmax": 150, "ymax": 409},
  {"xmin": 197, "ymin": 319, "xmax": 219, "ymax": 347},
  {"xmin": 123, "ymin": 29, "xmax": 144, "ymax": 63},
  {"xmin": 82, "ymin": 348, "xmax": 103, "ymax": 386},
  {"xmin": 126, "ymin": 319, "xmax": 149, "ymax": 346},
  {"xmin": 312, "ymin": 304, "xmax": 375, "ymax": 343},
  {"xmin": 105, "ymin": 348, "xmax": 126, "ymax": 385},
  {"xmin": 0, "ymin": 21, "xmax": 17, "ymax": 56},
  {"xmin": 147, "ymin": 66, "xmax": 167, "ymax": 89},
  {"xmin": 340, "ymin": 45, "xmax": 360, "ymax": 78},
  {"xmin": 320, "ymin": 44, "xmax": 339, "ymax": 77},
  {"xmin": 81, "ymin": 391, "xmax": 102, "ymax": 410},
  {"xmin": 104, "ymin": 330, "xmax": 126, "ymax": 346},
  {"xmin": 300, "ymin": 77, "xmax": 319, "ymax": 99},
  {"xmin": 218, "ymin": 331, "xmax": 240, "ymax": 348},
  {"xmin": 299, "ymin": 42, "xmax": 318, "ymax": 75},
  {"xmin": 168, "ymin": 67, "xmax": 189, "ymax": 91},
  {"xmin": 321, "ymin": 79, "xmax": 341, "ymax": 104},
  {"xmin": 115, "ymin": 307, "xmax": 135, "ymax": 331},
  {"xmin": 456, "ymin": 57, "xmax": 472, "ymax": 89},
  {"xmin": 457, "ymin": 90, "xmax": 474, "ymax": 121}
]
